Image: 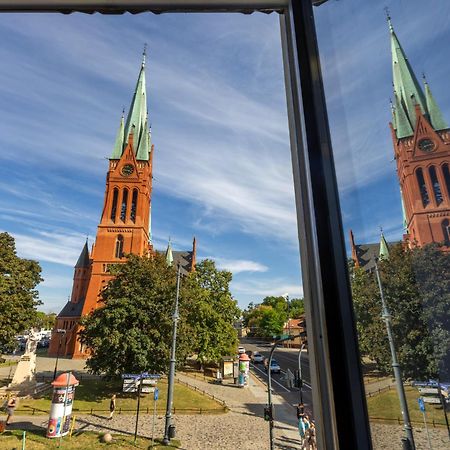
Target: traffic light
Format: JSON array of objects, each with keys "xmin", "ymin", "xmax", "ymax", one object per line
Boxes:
[
  {"xmin": 263, "ymin": 405, "xmax": 273, "ymax": 421},
  {"xmin": 294, "ymin": 370, "xmax": 303, "ymax": 388},
  {"xmin": 296, "ymin": 403, "xmax": 305, "ymax": 419}
]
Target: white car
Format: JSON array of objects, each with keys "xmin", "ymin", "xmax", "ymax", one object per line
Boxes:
[
  {"xmin": 264, "ymin": 358, "xmax": 281, "ymax": 374},
  {"xmin": 252, "ymin": 352, "xmax": 264, "ymax": 363},
  {"xmin": 238, "ymin": 346, "xmax": 246, "ymax": 354}
]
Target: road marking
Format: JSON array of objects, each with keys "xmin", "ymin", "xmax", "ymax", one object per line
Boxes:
[{"xmin": 251, "ymin": 363, "xmax": 291, "ymax": 392}]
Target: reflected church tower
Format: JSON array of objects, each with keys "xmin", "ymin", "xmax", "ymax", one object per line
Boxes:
[{"xmin": 388, "ymin": 16, "xmax": 450, "ymax": 249}]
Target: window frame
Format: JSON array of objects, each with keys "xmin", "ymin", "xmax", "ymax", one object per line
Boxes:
[{"xmin": 0, "ymin": 1, "xmax": 371, "ymax": 448}]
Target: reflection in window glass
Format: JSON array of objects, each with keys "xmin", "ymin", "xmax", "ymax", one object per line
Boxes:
[{"xmin": 315, "ymin": 0, "xmax": 450, "ymax": 448}]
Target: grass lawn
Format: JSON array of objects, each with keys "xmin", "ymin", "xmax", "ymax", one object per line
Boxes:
[
  {"xmin": 0, "ymin": 429, "xmax": 180, "ymax": 449},
  {"xmin": 14, "ymin": 378, "xmax": 225, "ymax": 416},
  {"xmin": 367, "ymin": 385, "xmax": 448, "ymax": 426}
]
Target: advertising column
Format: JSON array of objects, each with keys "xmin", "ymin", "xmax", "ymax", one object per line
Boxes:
[{"xmin": 47, "ymin": 372, "xmax": 79, "ymax": 438}]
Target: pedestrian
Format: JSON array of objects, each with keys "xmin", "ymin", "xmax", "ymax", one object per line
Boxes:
[
  {"xmin": 298, "ymin": 413, "xmax": 310, "ymax": 449},
  {"xmin": 109, "ymin": 394, "xmax": 116, "ymax": 420},
  {"xmin": 5, "ymin": 395, "xmax": 17, "ymax": 426},
  {"xmin": 305, "ymin": 421, "xmax": 317, "ymax": 450}
]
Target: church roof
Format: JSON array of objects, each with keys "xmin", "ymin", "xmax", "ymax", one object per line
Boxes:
[
  {"xmin": 111, "ymin": 51, "xmax": 151, "ymax": 161},
  {"xmin": 172, "ymin": 251, "xmax": 194, "ymax": 275},
  {"xmin": 75, "ymin": 241, "xmax": 90, "ymax": 268},
  {"xmin": 57, "ymin": 299, "xmax": 84, "ymax": 318}
]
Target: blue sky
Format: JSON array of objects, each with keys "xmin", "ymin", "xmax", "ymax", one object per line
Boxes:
[{"xmin": 0, "ymin": 1, "xmax": 449, "ymax": 313}]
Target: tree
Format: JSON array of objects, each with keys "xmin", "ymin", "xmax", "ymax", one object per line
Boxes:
[
  {"xmin": 351, "ymin": 243, "xmax": 450, "ymax": 379},
  {"xmin": 243, "ymin": 295, "xmax": 304, "ymax": 337},
  {"xmin": 185, "ymin": 259, "xmax": 240, "ymax": 365},
  {"xmin": 34, "ymin": 311, "xmax": 57, "ymax": 330},
  {"xmin": 80, "ymin": 254, "xmax": 240, "ymax": 377},
  {"xmin": 0, "ymin": 232, "xmax": 42, "ymax": 353}
]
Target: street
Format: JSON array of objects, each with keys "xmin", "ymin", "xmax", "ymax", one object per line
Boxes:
[{"xmin": 242, "ymin": 340, "xmax": 314, "ymax": 419}]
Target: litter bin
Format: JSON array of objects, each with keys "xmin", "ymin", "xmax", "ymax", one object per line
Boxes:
[{"xmin": 168, "ymin": 424, "xmax": 176, "ymax": 439}]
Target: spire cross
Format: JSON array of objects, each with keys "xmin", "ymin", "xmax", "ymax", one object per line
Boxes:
[
  {"xmin": 142, "ymin": 43, "xmax": 147, "ymax": 67},
  {"xmin": 384, "ymin": 7, "xmax": 394, "ymax": 31}
]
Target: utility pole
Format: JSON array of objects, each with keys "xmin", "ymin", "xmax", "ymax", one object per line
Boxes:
[
  {"xmin": 374, "ymin": 259, "xmax": 415, "ymax": 450},
  {"xmin": 162, "ymin": 263, "xmax": 181, "ymax": 446}
]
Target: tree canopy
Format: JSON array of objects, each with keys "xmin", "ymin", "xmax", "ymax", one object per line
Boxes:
[
  {"xmin": 243, "ymin": 295, "xmax": 304, "ymax": 337},
  {"xmin": 351, "ymin": 243, "xmax": 450, "ymax": 380},
  {"xmin": 0, "ymin": 232, "xmax": 42, "ymax": 353},
  {"xmin": 80, "ymin": 254, "xmax": 240, "ymax": 377}
]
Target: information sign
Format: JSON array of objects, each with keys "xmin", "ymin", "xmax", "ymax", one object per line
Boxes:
[{"xmin": 418, "ymin": 397, "xmax": 425, "ymax": 412}]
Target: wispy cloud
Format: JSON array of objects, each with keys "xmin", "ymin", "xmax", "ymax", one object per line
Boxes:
[{"xmin": 202, "ymin": 257, "xmax": 268, "ymax": 274}]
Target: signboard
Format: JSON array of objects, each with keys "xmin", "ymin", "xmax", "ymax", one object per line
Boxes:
[
  {"xmin": 123, "ymin": 379, "xmax": 138, "ymax": 393},
  {"xmin": 418, "ymin": 387, "xmax": 439, "ymax": 395},
  {"xmin": 154, "ymin": 388, "xmax": 159, "ymax": 401},
  {"xmin": 141, "ymin": 379, "xmax": 157, "ymax": 393},
  {"xmin": 121, "ymin": 373, "xmax": 161, "ymax": 380},
  {"xmin": 418, "ymin": 397, "xmax": 425, "ymax": 412},
  {"xmin": 422, "ymin": 397, "xmax": 441, "ymax": 404}
]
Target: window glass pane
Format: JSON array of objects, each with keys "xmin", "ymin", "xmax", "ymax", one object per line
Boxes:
[
  {"xmin": 314, "ymin": 1, "xmax": 450, "ymax": 448},
  {"xmin": 0, "ymin": 10, "xmax": 317, "ymax": 448}
]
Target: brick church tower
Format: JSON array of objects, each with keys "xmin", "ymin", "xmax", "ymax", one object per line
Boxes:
[
  {"xmin": 48, "ymin": 54, "xmax": 197, "ymax": 358},
  {"xmin": 388, "ymin": 16, "xmax": 450, "ymax": 249}
]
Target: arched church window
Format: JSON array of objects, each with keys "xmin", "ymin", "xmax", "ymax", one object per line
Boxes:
[
  {"xmin": 428, "ymin": 166, "xmax": 443, "ymax": 205},
  {"xmin": 130, "ymin": 189, "xmax": 138, "ymax": 223},
  {"xmin": 416, "ymin": 168, "xmax": 430, "ymax": 208},
  {"xmin": 115, "ymin": 235, "xmax": 124, "ymax": 258},
  {"xmin": 442, "ymin": 219, "xmax": 450, "ymax": 246},
  {"xmin": 110, "ymin": 188, "xmax": 119, "ymax": 222},
  {"xmin": 120, "ymin": 189, "xmax": 128, "ymax": 222},
  {"xmin": 443, "ymin": 164, "xmax": 450, "ymax": 199}
]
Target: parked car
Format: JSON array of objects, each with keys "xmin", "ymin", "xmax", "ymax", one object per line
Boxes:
[
  {"xmin": 238, "ymin": 346, "xmax": 246, "ymax": 354},
  {"xmin": 252, "ymin": 352, "xmax": 264, "ymax": 364},
  {"xmin": 264, "ymin": 358, "xmax": 281, "ymax": 373}
]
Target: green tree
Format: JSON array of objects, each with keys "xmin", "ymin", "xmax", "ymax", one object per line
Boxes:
[
  {"xmin": 80, "ymin": 255, "xmax": 240, "ymax": 377},
  {"xmin": 351, "ymin": 243, "xmax": 450, "ymax": 379},
  {"xmin": 80, "ymin": 254, "xmax": 192, "ymax": 377},
  {"xmin": 0, "ymin": 232, "xmax": 42, "ymax": 353},
  {"xmin": 34, "ymin": 311, "xmax": 57, "ymax": 330},
  {"xmin": 185, "ymin": 259, "xmax": 240, "ymax": 365}
]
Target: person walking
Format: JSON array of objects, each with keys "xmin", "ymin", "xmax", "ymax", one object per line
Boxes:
[
  {"xmin": 109, "ymin": 394, "xmax": 116, "ymax": 420},
  {"xmin": 305, "ymin": 421, "xmax": 317, "ymax": 450},
  {"xmin": 5, "ymin": 395, "xmax": 17, "ymax": 426}
]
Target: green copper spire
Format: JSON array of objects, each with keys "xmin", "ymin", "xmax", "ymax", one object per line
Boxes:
[
  {"xmin": 423, "ymin": 76, "xmax": 448, "ymax": 131},
  {"xmin": 394, "ymin": 93, "xmax": 413, "ymax": 138},
  {"xmin": 111, "ymin": 113, "xmax": 124, "ymax": 159},
  {"xmin": 136, "ymin": 117, "xmax": 151, "ymax": 160},
  {"xmin": 112, "ymin": 48, "xmax": 150, "ymax": 161},
  {"xmin": 165, "ymin": 239, "xmax": 173, "ymax": 267},
  {"xmin": 379, "ymin": 230, "xmax": 390, "ymax": 260},
  {"xmin": 389, "ymin": 16, "xmax": 426, "ymax": 135},
  {"xmin": 400, "ymin": 188, "xmax": 408, "ymax": 231},
  {"xmin": 390, "ymin": 98, "xmax": 397, "ymax": 130}
]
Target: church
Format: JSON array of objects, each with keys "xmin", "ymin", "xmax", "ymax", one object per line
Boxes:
[
  {"xmin": 351, "ymin": 17, "xmax": 450, "ymax": 268},
  {"xmin": 48, "ymin": 53, "xmax": 196, "ymax": 358}
]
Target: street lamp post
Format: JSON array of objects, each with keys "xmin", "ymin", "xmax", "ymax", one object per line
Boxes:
[
  {"xmin": 298, "ymin": 343, "xmax": 305, "ymax": 404},
  {"xmin": 53, "ymin": 329, "xmax": 66, "ymax": 381},
  {"xmin": 162, "ymin": 263, "xmax": 181, "ymax": 446},
  {"xmin": 374, "ymin": 259, "xmax": 415, "ymax": 450},
  {"xmin": 282, "ymin": 293, "xmax": 290, "ymax": 348}
]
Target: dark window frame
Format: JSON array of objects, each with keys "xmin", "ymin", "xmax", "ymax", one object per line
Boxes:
[{"xmin": 0, "ymin": 1, "xmax": 371, "ymax": 448}]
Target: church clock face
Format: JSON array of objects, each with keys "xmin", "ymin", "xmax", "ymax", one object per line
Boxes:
[
  {"xmin": 121, "ymin": 164, "xmax": 134, "ymax": 177},
  {"xmin": 418, "ymin": 138, "xmax": 435, "ymax": 153}
]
